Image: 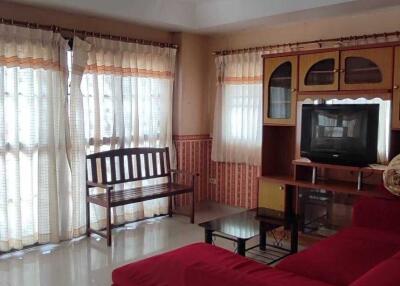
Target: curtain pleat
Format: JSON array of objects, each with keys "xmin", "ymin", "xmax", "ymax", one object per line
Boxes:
[
  {"xmin": 62, "ymin": 37, "xmax": 91, "ymax": 239},
  {"xmin": 0, "ymin": 24, "xmax": 69, "ymax": 251}
]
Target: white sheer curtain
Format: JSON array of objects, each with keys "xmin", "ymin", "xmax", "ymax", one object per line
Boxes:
[
  {"xmin": 212, "ymin": 52, "xmax": 263, "ymax": 165},
  {"xmin": 0, "ymin": 24, "xmax": 69, "ymax": 251},
  {"xmin": 62, "ymin": 37, "xmax": 91, "ymax": 239},
  {"xmin": 81, "ymin": 37, "xmax": 176, "ymax": 227}
]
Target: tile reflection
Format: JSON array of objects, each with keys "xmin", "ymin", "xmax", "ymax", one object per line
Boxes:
[{"xmin": 0, "ymin": 202, "xmax": 243, "ymax": 286}]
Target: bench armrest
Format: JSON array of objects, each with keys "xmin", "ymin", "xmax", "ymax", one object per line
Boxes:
[
  {"xmin": 87, "ymin": 181, "xmax": 114, "ymax": 190},
  {"xmin": 171, "ymin": 169, "xmax": 200, "ymax": 177},
  {"xmin": 171, "ymin": 169, "xmax": 199, "ymax": 187}
]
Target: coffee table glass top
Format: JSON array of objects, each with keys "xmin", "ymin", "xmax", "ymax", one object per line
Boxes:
[{"xmin": 199, "ymin": 208, "xmax": 285, "ymax": 240}]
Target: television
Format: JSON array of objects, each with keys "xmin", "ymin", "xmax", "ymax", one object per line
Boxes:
[{"xmin": 300, "ymin": 104, "xmax": 379, "ymax": 166}]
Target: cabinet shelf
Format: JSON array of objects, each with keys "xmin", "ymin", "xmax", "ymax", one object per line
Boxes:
[
  {"xmin": 346, "ymin": 67, "xmax": 380, "ymax": 73},
  {"xmin": 259, "ymin": 175, "xmax": 392, "ymax": 199},
  {"xmin": 307, "ymin": 70, "xmax": 335, "ymax": 74},
  {"xmin": 270, "ymin": 101, "xmax": 291, "ymax": 104},
  {"xmin": 270, "ymin": 77, "xmax": 291, "ymax": 81},
  {"xmin": 292, "ymin": 159, "xmax": 386, "ymax": 174}
]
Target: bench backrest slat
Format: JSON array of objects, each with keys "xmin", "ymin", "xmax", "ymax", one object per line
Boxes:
[
  {"xmin": 86, "ymin": 147, "xmax": 171, "ymax": 184},
  {"xmin": 119, "ymin": 155, "xmax": 125, "ymax": 181},
  {"xmin": 144, "ymin": 152, "xmax": 150, "ymax": 177}
]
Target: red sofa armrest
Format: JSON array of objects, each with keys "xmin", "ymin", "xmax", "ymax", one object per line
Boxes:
[{"xmin": 352, "ymin": 196, "xmax": 400, "ymax": 234}]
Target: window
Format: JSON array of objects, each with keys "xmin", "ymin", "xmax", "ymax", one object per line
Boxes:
[
  {"xmin": 223, "ymin": 83, "xmax": 262, "ymax": 141},
  {"xmin": 212, "ymin": 53, "xmax": 263, "ymax": 165},
  {"xmin": 67, "ymin": 51, "xmax": 166, "ymax": 152}
]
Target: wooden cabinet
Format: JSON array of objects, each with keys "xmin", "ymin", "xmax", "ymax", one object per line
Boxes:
[
  {"xmin": 299, "ymin": 51, "xmax": 339, "ymax": 92},
  {"xmin": 393, "ymin": 46, "xmax": 400, "ymax": 130},
  {"xmin": 299, "ymin": 48, "xmax": 393, "ymax": 92},
  {"xmin": 263, "ymin": 56, "xmax": 297, "ymax": 126},
  {"xmin": 258, "ymin": 178, "xmax": 285, "ymax": 211},
  {"xmin": 340, "ymin": 47, "xmax": 393, "ymax": 90}
]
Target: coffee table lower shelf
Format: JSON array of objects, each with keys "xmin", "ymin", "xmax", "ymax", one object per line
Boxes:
[{"xmin": 199, "ymin": 208, "xmax": 298, "ymax": 264}]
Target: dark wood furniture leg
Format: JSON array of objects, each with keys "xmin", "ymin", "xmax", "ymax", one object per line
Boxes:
[
  {"xmin": 106, "ymin": 206, "xmax": 112, "ymax": 246},
  {"xmin": 259, "ymin": 221, "xmax": 267, "ymax": 251},
  {"xmin": 168, "ymin": 196, "xmax": 173, "ymax": 217},
  {"xmin": 290, "ymin": 218, "xmax": 299, "ymax": 253},
  {"xmin": 237, "ymin": 238, "xmax": 246, "ymax": 256},
  {"xmin": 191, "ymin": 187, "xmax": 195, "ymax": 223},
  {"xmin": 86, "ymin": 187, "xmax": 91, "ymax": 237},
  {"xmin": 205, "ymin": 229, "xmax": 214, "ymax": 244}
]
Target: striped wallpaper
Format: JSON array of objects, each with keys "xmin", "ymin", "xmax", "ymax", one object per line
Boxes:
[{"xmin": 173, "ymin": 135, "xmax": 260, "ymax": 209}]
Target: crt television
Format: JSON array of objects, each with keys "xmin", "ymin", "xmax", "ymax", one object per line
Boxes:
[{"xmin": 300, "ymin": 104, "xmax": 379, "ymax": 166}]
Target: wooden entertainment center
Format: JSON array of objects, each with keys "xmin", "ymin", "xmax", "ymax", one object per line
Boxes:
[{"xmin": 258, "ymin": 42, "xmax": 400, "ymax": 215}]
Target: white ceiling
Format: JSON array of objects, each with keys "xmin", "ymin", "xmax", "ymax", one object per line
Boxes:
[{"xmin": 8, "ymin": 0, "xmax": 400, "ymax": 33}]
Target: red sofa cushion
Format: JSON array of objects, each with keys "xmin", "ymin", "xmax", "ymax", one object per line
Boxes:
[
  {"xmin": 277, "ymin": 227, "xmax": 400, "ymax": 286},
  {"xmin": 185, "ymin": 260, "xmax": 333, "ymax": 286},
  {"xmin": 112, "ymin": 243, "xmax": 332, "ymax": 286},
  {"xmin": 350, "ymin": 251, "xmax": 400, "ymax": 286},
  {"xmin": 353, "ymin": 197, "xmax": 400, "ymax": 235}
]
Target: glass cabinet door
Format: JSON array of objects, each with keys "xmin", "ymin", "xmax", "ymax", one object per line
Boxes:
[
  {"xmin": 264, "ymin": 56, "xmax": 297, "ymax": 126},
  {"xmin": 393, "ymin": 46, "xmax": 400, "ymax": 130},
  {"xmin": 299, "ymin": 51, "xmax": 339, "ymax": 91},
  {"xmin": 340, "ymin": 47, "xmax": 393, "ymax": 90}
]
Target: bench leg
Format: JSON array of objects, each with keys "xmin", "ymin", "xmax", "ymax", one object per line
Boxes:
[
  {"xmin": 106, "ymin": 206, "xmax": 112, "ymax": 246},
  {"xmin": 86, "ymin": 200, "xmax": 91, "ymax": 237},
  {"xmin": 191, "ymin": 189, "xmax": 195, "ymax": 224},
  {"xmin": 168, "ymin": 196, "xmax": 173, "ymax": 217}
]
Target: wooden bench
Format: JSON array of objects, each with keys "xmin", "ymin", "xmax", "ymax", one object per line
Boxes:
[{"xmin": 86, "ymin": 147, "xmax": 196, "ymax": 246}]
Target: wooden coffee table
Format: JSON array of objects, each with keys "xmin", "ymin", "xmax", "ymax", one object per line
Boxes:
[{"xmin": 199, "ymin": 208, "xmax": 298, "ymax": 260}]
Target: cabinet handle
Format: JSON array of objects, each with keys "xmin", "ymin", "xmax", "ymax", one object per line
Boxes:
[
  {"xmin": 291, "ymin": 88, "xmax": 297, "ymax": 92},
  {"xmin": 340, "ymin": 69, "xmax": 345, "ymax": 73},
  {"xmin": 279, "ymin": 186, "xmax": 284, "ymax": 191},
  {"xmin": 333, "ymin": 69, "xmax": 339, "ymax": 73},
  {"xmin": 394, "ymin": 85, "xmax": 399, "ymax": 90}
]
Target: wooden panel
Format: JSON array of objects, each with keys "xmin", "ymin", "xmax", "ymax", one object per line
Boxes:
[
  {"xmin": 299, "ymin": 51, "xmax": 339, "ymax": 92},
  {"xmin": 393, "ymin": 46, "xmax": 400, "ymax": 130},
  {"xmin": 262, "ymin": 126, "xmax": 296, "ymax": 177},
  {"xmin": 258, "ymin": 178, "xmax": 285, "ymax": 211},
  {"xmin": 297, "ymin": 89, "xmax": 392, "ymax": 101},
  {"xmin": 390, "ymin": 130, "xmax": 400, "ymax": 160},
  {"xmin": 340, "ymin": 47, "xmax": 393, "ymax": 90},
  {"xmin": 263, "ymin": 56, "xmax": 297, "ymax": 126}
]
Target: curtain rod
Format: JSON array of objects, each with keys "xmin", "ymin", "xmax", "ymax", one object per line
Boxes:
[
  {"xmin": 0, "ymin": 17, "xmax": 179, "ymax": 49},
  {"xmin": 213, "ymin": 30, "xmax": 400, "ymax": 56}
]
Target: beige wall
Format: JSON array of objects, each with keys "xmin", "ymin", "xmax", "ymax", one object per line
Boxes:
[
  {"xmin": 173, "ymin": 33, "xmax": 210, "ymax": 135},
  {"xmin": 205, "ymin": 5, "xmax": 400, "ymax": 133}
]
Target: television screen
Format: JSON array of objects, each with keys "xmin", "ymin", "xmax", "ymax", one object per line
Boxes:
[{"xmin": 301, "ymin": 104, "xmax": 379, "ymax": 166}]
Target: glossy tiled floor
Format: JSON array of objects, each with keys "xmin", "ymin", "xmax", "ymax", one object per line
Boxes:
[{"xmin": 0, "ymin": 202, "xmax": 245, "ymax": 286}]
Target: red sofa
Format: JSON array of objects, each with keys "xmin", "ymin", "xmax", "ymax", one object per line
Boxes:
[{"xmin": 112, "ymin": 197, "xmax": 400, "ymax": 286}]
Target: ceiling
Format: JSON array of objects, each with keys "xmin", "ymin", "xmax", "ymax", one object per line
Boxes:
[{"xmin": 8, "ymin": 0, "xmax": 400, "ymax": 33}]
